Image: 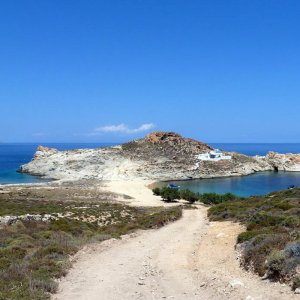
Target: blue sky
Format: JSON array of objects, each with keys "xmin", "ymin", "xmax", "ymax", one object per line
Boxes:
[{"xmin": 1, "ymin": 0, "xmax": 299, "ymax": 143}]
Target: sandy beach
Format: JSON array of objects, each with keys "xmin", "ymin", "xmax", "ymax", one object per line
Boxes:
[{"xmin": 102, "ymin": 180, "xmax": 171, "ymax": 207}]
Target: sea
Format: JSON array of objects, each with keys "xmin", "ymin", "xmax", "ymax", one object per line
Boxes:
[
  {"xmin": 0, "ymin": 143, "xmax": 114, "ymax": 185},
  {"xmin": 1, "ymin": 143, "xmax": 300, "ymax": 196}
]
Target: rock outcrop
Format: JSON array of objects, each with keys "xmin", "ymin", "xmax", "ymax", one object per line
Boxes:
[
  {"xmin": 34, "ymin": 146, "xmax": 58, "ymax": 159},
  {"xmin": 0, "ymin": 214, "xmax": 58, "ymax": 226},
  {"xmin": 146, "ymin": 132, "xmax": 213, "ymax": 153},
  {"xmin": 19, "ymin": 132, "xmax": 300, "ymax": 182},
  {"xmin": 266, "ymin": 152, "xmax": 300, "ymax": 171}
]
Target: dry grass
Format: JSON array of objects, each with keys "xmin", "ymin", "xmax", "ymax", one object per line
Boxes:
[
  {"xmin": 208, "ymin": 188, "xmax": 300, "ymax": 288},
  {"xmin": 0, "ymin": 186, "xmax": 182, "ymax": 299}
]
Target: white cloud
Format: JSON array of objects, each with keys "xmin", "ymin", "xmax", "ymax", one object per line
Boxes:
[{"xmin": 94, "ymin": 123, "xmax": 155, "ymax": 134}]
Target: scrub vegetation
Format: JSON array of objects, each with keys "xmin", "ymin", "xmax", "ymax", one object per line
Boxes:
[
  {"xmin": 155, "ymin": 185, "xmax": 300, "ymax": 289},
  {"xmin": 208, "ymin": 188, "xmax": 300, "ymax": 289},
  {"xmin": 0, "ymin": 187, "xmax": 182, "ymax": 300},
  {"xmin": 152, "ymin": 186, "xmax": 238, "ymax": 204}
]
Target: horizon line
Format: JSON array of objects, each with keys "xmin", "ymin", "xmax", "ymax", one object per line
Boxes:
[{"xmin": 2, "ymin": 141, "xmax": 300, "ymax": 144}]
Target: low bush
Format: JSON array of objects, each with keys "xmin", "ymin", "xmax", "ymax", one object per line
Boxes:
[
  {"xmin": 243, "ymin": 233, "xmax": 292, "ymax": 276},
  {"xmin": 293, "ymin": 276, "xmax": 300, "ymax": 290},
  {"xmin": 266, "ymin": 250, "xmax": 287, "ymax": 280},
  {"xmin": 179, "ymin": 189, "xmax": 199, "ymax": 204},
  {"xmin": 199, "ymin": 192, "xmax": 237, "ymax": 205},
  {"xmin": 0, "ymin": 192, "xmax": 183, "ymax": 299},
  {"xmin": 160, "ymin": 187, "xmax": 180, "ymax": 202},
  {"xmin": 237, "ymin": 231, "xmax": 259, "ymax": 243},
  {"xmin": 152, "ymin": 187, "xmax": 161, "ymax": 196},
  {"xmin": 152, "ymin": 187, "xmax": 239, "ymax": 205},
  {"xmin": 285, "ymin": 242, "xmax": 300, "ymax": 258},
  {"xmin": 208, "ymin": 188, "xmax": 300, "ymax": 288}
]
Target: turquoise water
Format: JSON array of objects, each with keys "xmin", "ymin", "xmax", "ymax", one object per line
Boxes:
[
  {"xmin": 1, "ymin": 143, "xmax": 300, "ymax": 190},
  {"xmin": 161, "ymin": 171, "xmax": 300, "ymax": 197}
]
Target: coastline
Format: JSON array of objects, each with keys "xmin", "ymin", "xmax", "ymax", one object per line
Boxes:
[
  {"xmin": 6, "ymin": 131, "xmax": 300, "ymax": 203},
  {"xmin": 2, "ymin": 170, "xmax": 300, "ymax": 297},
  {"xmin": 102, "ymin": 180, "xmax": 178, "ymax": 207}
]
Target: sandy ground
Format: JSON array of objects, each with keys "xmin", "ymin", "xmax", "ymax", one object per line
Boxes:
[
  {"xmin": 53, "ymin": 206, "xmax": 297, "ymax": 300},
  {"xmin": 102, "ymin": 180, "xmax": 169, "ymax": 207}
]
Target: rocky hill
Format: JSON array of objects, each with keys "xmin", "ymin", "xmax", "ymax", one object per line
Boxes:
[{"xmin": 19, "ymin": 132, "xmax": 300, "ymax": 181}]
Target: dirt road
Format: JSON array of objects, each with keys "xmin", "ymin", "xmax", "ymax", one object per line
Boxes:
[{"xmin": 53, "ymin": 208, "xmax": 296, "ymax": 300}]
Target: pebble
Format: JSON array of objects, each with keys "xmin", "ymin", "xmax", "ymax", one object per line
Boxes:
[
  {"xmin": 229, "ymin": 279, "xmax": 244, "ymax": 288},
  {"xmin": 295, "ymin": 288, "xmax": 300, "ymax": 294},
  {"xmin": 216, "ymin": 232, "xmax": 226, "ymax": 238}
]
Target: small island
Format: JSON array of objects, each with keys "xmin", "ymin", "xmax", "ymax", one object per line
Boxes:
[{"xmin": 19, "ymin": 132, "xmax": 300, "ymax": 182}]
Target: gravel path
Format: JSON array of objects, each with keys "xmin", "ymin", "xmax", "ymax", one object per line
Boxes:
[{"xmin": 53, "ymin": 208, "xmax": 297, "ymax": 300}]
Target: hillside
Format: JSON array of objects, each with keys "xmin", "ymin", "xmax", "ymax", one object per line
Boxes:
[
  {"xmin": 19, "ymin": 132, "xmax": 300, "ymax": 181},
  {"xmin": 209, "ymin": 188, "xmax": 300, "ymax": 290}
]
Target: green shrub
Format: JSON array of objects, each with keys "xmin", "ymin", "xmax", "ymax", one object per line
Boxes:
[
  {"xmin": 237, "ymin": 231, "xmax": 259, "ymax": 243},
  {"xmin": 153, "ymin": 187, "xmax": 239, "ymax": 205},
  {"xmin": 281, "ymin": 216, "xmax": 300, "ymax": 227},
  {"xmin": 293, "ymin": 276, "xmax": 300, "ymax": 290},
  {"xmin": 34, "ymin": 244, "xmax": 77, "ymax": 259},
  {"xmin": 152, "ymin": 187, "xmax": 161, "ymax": 196},
  {"xmin": 29, "ymin": 278, "xmax": 58, "ymax": 294},
  {"xmin": 200, "ymin": 192, "xmax": 238, "ymax": 205},
  {"xmin": 273, "ymin": 202, "xmax": 294, "ymax": 210},
  {"xmin": 160, "ymin": 187, "xmax": 180, "ymax": 202},
  {"xmin": 243, "ymin": 233, "xmax": 291, "ymax": 276},
  {"xmin": 250, "ymin": 213, "xmax": 285, "ymax": 227},
  {"xmin": 179, "ymin": 189, "xmax": 199, "ymax": 204},
  {"xmin": 207, "ymin": 188, "xmax": 300, "ymax": 287},
  {"xmin": 266, "ymin": 250, "xmax": 286, "ymax": 280},
  {"xmin": 0, "ymin": 247, "xmax": 27, "ymax": 260}
]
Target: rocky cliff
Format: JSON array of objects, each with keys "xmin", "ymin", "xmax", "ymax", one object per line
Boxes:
[{"xmin": 19, "ymin": 132, "xmax": 300, "ymax": 181}]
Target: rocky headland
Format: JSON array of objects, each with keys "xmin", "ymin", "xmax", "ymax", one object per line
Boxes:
[{"xmin": 19, "ymin": 132, "xmax": 300, "ymax": 182}]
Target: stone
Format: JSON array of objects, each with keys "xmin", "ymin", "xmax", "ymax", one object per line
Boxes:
[
  {"xmin": 0, "ymin": 213, "xmax": 58, "ymax": 227},
  {"xmin": 229, "ymin": 279, "xmax": 244, "ymax": 288},
  {"xmin": 294, "ymin": 288, "xmax": 300, "ymax": 294},
  {"xmin": 216, "ymin": 232, "xmax": 226, "ymax": 238}
]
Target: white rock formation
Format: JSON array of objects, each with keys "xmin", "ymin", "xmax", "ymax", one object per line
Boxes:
[
  {"xmin": 19, "ymin": 132, "xmax": 300, "ymax": 182},
  {"xmin": 266, "ymin": 151, "xmax": 300, "ymax": 171}
]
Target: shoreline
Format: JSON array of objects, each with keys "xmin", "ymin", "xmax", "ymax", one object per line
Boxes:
[
  {"xmin": 17, "ymin": 133, "xmax": 300, "ymax": 184},
  {"xmin": 2, "ymin": 168, "xmax": 300, "ymax": 200},
  {"xmin": 2, "ymin": 174, "xmax": 300, "ymax": 297},
  {"xmin": 102, "ymin": 180, "xmax": 177, "ymax": 207}
]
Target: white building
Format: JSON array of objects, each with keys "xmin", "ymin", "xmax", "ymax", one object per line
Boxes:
[{"xmin": 196, "ymin": 149, "xmax": 232, "ymax": 161}]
